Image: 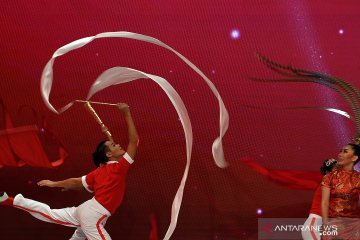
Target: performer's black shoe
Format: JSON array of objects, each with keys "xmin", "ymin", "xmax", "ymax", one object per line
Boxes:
[{"xmin": 0, "ymin": 192, "xmax": 9, "ymax": 203}]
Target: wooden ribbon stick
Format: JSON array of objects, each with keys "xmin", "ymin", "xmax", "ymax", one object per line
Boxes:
[
  {"xmin": 76, "ymin": 99, "xmax": 117, "ymax": 106},
  {"xmin": 83, "ymin": 101, "xmax": 113, "ymax": 142}
]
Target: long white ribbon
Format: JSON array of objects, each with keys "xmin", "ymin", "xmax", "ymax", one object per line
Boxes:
[
  {"xmin": 89, "ymin": 67, "xmax": 192, "ymax": 239},
  {"xmin": 40, "ymin": 31, "xmax": 230, "ymax": 239},
  {"xmin": 41, "ymin": 31, "xmax": 229, "ymax": 168}
]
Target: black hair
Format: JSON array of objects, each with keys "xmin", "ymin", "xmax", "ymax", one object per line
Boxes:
[
  {"xmin": 320, "ymin": 159, "xmax": 337, "ymax": 175},
  {"xmin": 92, "ymin": 140, "xmax": 110, "ymax": 167},
  {"xmin": 347, "ymin": 143, "xmax": 360, "ymax": 165}
]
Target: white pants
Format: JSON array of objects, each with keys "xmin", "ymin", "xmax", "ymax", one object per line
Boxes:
[
  {"xmin": 13, "ymin": 194, "xmax": 111, "ymax": 240},
  {"xmin": 301, "ymin": 214, "xmax": 322, "ymax": 240}
]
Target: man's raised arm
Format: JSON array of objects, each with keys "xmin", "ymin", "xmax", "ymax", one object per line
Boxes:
[{"xmin": 117, "ymin": 103, "xmax": 139, "ymax": 159}]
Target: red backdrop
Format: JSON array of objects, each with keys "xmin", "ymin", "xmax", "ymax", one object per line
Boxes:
[{"xmin": 1, "ymin": 1, "xmax": 359, "ymax": 239}]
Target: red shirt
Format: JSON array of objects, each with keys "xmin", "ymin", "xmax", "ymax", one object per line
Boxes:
[
  {"xmin": 82, "ymin": 153, "xmax": 134, "ymax": 214},
  {"xmin": 322, "ymin": 169, "xmax": 360, "ymax": 218},
  {"xmin": 310, "ymin": 184, "xmax": 322, "ymax": 215}
]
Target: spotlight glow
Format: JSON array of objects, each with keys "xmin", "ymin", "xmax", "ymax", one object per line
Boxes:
[
  {"xmin": 230, "ymin": 29, "xmax": 240, "ymax": 39},
  {"xmin": 257, "ymin": 208, "xmax": 263, "ymax": 215},
  {"xmin": 339, "ymin": 29, "xmax": 344, "ymax": 35}
]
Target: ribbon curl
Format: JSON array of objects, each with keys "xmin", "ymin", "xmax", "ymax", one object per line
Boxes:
[
  {"xmin": 89, "ymin": 67, "xmax": 193, "ymax": 240},
  {"xmin": 41, "ymin": 31, "xmax": 228, "ymax": 168},
  {"xmin": 40, "ymin": 32, "xmax": 230, "ymax": 239}
]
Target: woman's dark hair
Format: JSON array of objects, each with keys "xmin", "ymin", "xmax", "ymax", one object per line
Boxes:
[
  {"xmin": 92, "ymin": 140, "xmax": 110, "ymax": 167},
  {"xmin": 347, "ymin": 143, "xmax": 360, "ymax": 165},
  {"xmin": 320, "ymin": 159, "xmax": 337, "ymax": 175}
]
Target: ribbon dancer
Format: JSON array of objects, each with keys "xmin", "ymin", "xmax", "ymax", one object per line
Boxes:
[{"xmin": 0, "ymin": 102, "xmax": 139, "ymax": 240}]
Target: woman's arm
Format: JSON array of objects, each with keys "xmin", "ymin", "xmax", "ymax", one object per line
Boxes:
[{"xmin": 321, "ymin": 186, "xmax": 330, "ymax": 224}]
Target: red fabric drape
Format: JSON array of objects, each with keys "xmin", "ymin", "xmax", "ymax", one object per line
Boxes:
[
  {"xmin": 148, "ymin": 213, "xmax": 158, "ymax": 240},
  {"xmin": 0, "ymin": 101, "xmax": 67, "ymax": 168},
  {"xmin": 241, "ymin": 157, "xmax": 322, "ymax": 190},
  {"xmin": 0, "ymin": 132, "xmax": 19, "ymax": 167}
]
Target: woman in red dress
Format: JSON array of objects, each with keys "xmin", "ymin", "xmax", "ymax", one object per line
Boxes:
[
  {"xmin": 321, "ymin": 143, "xmax": 360, "ymax": 239},
  {"xmin": 302, "ymin": 158, "xmax": 337, "ymax": 240}
]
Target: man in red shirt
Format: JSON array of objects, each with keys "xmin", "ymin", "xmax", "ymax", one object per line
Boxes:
[{"xmin": 0, "ymin": 103, "xmax": 138, "ymax": 240}]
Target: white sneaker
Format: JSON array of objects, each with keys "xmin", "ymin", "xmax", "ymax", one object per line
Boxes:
[{"xmin": 0, "ymin": 192, "xmax": 8, "ymax": 203}]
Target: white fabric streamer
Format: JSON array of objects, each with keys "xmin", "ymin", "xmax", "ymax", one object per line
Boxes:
[
  {"xmin": 40, "ymin": 31, "xmax": 230, "ymax": 239},
  {"xmin": 90, "ymin": 67, "xmax": 192, "ymax": 240}
]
